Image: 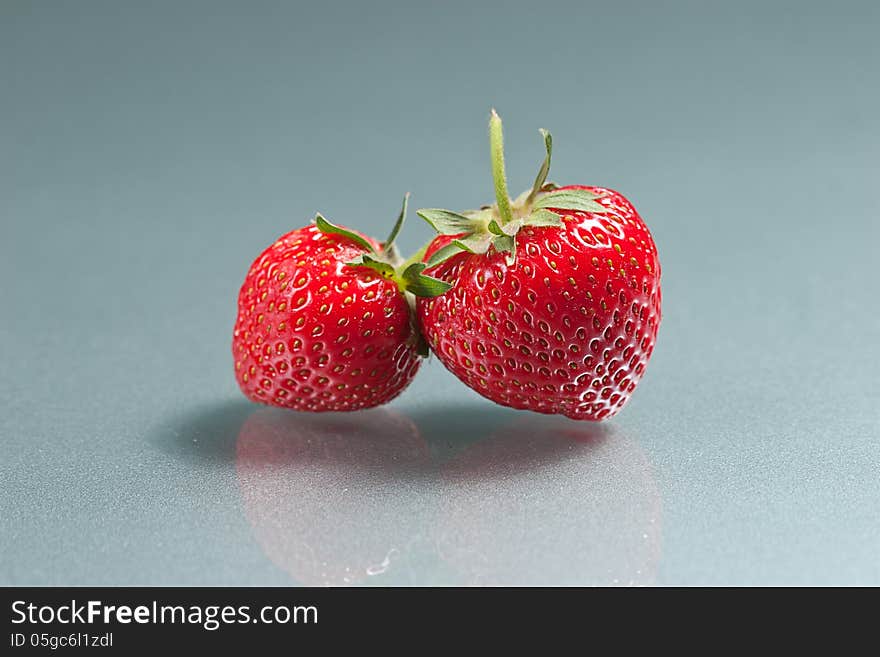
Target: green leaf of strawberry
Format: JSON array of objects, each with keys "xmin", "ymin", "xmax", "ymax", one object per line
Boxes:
[
  {"xmin": 425, "ymin": 242, "xmax": 467, "ymax": 268},
  {"xmin": 346, "ymin": 253, "xmax": 397, "ymax": 279},
  {"xmin": 524, "ymin": 208, "xmax": 564, "ymax": 227},
  {"xmin": 314, "ymin": 213, "xmax": 377, "ymax": 253},
  {"xmin": 400, "ymin": 262, "xmax": 452, "ymax": 297},
  {"xmin": 415, "ymin": 111, "xmax": 608, "ymax": 266},
  {"xmin": 315, "ymin": 196, "xmax": 451, "ymax": 299},
  {"xmin": 453, "ymin": 233, "xmax": 494, "ymax": 254},
  {"xmin": 416, "ymin": 209, "xmax": 484, "ymax": 235},
  {"xmin": 532, "ymin": 188, "xmax": 607, "ymax": 214},
  {"xmin": 381, "ymin": 192, "xmax": 409, "ymax": 261},
  {"xmin": 492, "ymin": 234, "xmax": 517, "ymax": 265},
  {"xmin": 526, "ymin": 127, "xmax": 552, "ymax": 205}
]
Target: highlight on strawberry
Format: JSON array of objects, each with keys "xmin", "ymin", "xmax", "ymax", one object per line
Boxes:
[
  {"xmin": 415, "ymin": 110, "xmax": 662, "ymax": 420},
  {"xmin": 232, "ymin": 194, "xmax": 450, "ymax": 412}
]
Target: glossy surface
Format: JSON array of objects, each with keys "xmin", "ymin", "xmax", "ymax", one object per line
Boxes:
[
  {"xmin": 419, "ymin": 186, "xmax": 661, "ymax": 420},
  {"xmin": 2, "ymin": 1, "xmax": 879, "ymax": 585},
  {"xmin": 233, "ymin": 225, "xmax": 421, "ymax": 411}
]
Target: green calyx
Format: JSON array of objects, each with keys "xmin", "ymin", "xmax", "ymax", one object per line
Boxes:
[
  {"xmin": 314, "ymin": 193, "xmax": 452, "ymax": 299},
  {"xmin": 416, "ymin": 109, "xmax": 607, "ymax": 266},
  {"xmin": 314, "ymin": 194, "xmax": 451, "ymax": 357}
]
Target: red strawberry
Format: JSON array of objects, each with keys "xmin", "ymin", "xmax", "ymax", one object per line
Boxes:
[
  {"xmin": 233, "ymin": 196, "xmax": 450, "ymax": 411},
  {"xmin": 416, "ymin": 112, "xmax": 661, "ymax": 420}
]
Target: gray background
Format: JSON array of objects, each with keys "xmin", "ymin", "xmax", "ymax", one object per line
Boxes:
[{"xmin": 2, "ymin": 0, "xmax": 878, "ymax": 585}]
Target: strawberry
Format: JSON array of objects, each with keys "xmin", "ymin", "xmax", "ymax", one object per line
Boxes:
[
  {"xmin": 233, "ymin": 195, "xmax": 450, "ymax": 411},
  {"xmin": 416, "ymin": 112, "xmax": 661, "ymax": 420}
]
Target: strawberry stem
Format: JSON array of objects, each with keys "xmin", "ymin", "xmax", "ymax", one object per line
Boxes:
[{"xmin": 489, "ymin": 109, "xmax": 514, "ymax": 226}]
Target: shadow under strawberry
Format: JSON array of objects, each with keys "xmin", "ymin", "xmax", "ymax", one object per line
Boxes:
[
  {"xmin": 405, "ymin": 403, "xmax": 612, "ymax": 466},
  {"xmin": 231, "ymin": 403, "xmax": 660, "ymax": 586},
  {"xmin": 235, "ymin": 407, "xmax": 433, "ymax": 586},
  {"xmin": 147, "ymin": 398, "xmax": 253, "ymax": 464},
  {"xmin": 432, "ymin": 416, "xmax": 663, "ymax": 586}
]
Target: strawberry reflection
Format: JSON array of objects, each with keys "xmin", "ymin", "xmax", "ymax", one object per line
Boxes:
[
  {"xmin": 235, "ymin": 408, "xmax": 430, "ymax": 586},
  {"xmin": 432, "ymin": 416, "xmax": 662, "ymax": 586},
  {"xmin": 236, "ymin": 405, "xmax": 661, "ymax": 586}
]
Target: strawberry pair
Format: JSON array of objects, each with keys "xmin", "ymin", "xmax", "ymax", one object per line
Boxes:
[{"xmin": 232, "ymin": 112, "xmax": 661, "ymax": 421}]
